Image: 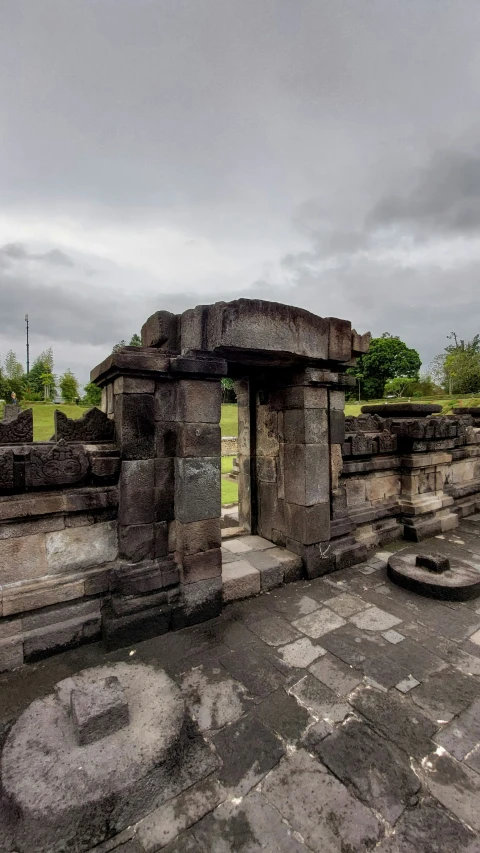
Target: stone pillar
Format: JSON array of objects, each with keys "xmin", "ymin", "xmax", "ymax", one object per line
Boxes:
[
  {"xmin": 173, "ymin": 376, "xmax": 223, "ymax": 627},
  {"xmin": 280, "ymin": 379, "xmax": 332, "ymax": 578},
  {"xmin": 235, "ymin": 379, "xmax": 251, "ymax": 533}
]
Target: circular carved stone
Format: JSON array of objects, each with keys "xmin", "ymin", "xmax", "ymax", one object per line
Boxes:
[
  {"xmin": 1, "ymin": 663, "xmax": 187, "ymax": 853},
  {"xmin": 361, "ymin": 403, "xmax": 442, "ymax": 418},
  {"xmin": 387, "ymin": 552, "xmax": 480, "ymax": 601}
]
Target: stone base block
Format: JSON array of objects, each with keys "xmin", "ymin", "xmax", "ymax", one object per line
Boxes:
[
  {"xmin": 71, "ymin": 675, "xmax": 129, "ymax": 746},
  {"xmin": 171, "ymin": 577, "xmax": 222, "ymax": 630},
  {"xmin": 102, "ymin": 601, "xmax": 173, "ymax": 650},
  {"xmin": 268, "ymin": 547, "xmax": 304, "ymax": 583},
  {"xmin": 222, "ymin": 561, "xmax": 260, "ymax": 602}
]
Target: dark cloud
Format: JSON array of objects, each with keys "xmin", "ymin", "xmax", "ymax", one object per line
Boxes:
[
  {"xmin": 0, "ymin": 243, "xmax": 75, "ymax": 267},
  {"xmin": 369, "ymin": 149, "xmax": 480, "ymax": 236}
]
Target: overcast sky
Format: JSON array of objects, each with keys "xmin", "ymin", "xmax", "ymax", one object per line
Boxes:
[{"xmin": 2, "ymin": 0, "xmax": 480, "ymax": 387}]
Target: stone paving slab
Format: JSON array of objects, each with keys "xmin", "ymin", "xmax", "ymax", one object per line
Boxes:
[{"xmin": 3, "ymin": 520, "xmax": 480, "ymax": 851}]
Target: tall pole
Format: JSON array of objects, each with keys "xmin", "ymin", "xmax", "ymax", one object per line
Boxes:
[{"xmin": 25, "ymin": 314, "xmax": 29, "ymax": 376}]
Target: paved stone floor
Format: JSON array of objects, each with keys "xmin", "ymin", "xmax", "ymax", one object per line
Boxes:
[{"xmin": 3, "ymin": 516, "xmax": 480, "ymax": 851}]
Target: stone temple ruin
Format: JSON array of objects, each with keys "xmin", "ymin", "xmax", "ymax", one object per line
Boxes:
[
  {"xmin": 0, "ymin": 298, "xmax": 480, "ymax": 667},
  {"xmin": 2, "ymin": 299, "xmax": 480, "ymax": 852}
]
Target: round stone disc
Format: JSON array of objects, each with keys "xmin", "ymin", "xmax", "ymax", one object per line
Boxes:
[
  {"xmin": 387, "ymin": 553, "xmax": 480, "ymax": 601},
  {"xmin": 1, "ymin": 662, "xmax": 187, "ymax": 853}
]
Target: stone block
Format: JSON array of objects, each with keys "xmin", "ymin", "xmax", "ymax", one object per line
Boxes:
[
  {"xmin": 118, "ymin": 524, "xmax": 154, "ymax": 562},
  {"xmin": 247, "ymin": 550, "xmax": 284, "ymax": 590},
  {"xmin": 175, "ymin": 576, "xmax": 222, "ymax": 627},
  {"xmin": 0, "ymin": 637, "xmax": 23, "ymax": 672},
  {"xmin": 331, "ymin": 444, "xmax": 343, "ymax": 490},
  {"xmin": 181, "ymin": 547, "xmax": 222, "ymax": 584},
  {"xmin": 351, "ymin": 329, "xmax": 371, "ymax": 355},
  {"xmin": 23, "ymin": 613, "xmax": 101, "ymax": 661},
  {"xmin": 114, "ymin": 394, "xmax": 155, "ymax": 459},
  {"xmin": 286, "ymin": 540, "xmax": 335, "ymax": 579},
  {"xmin": 284, "ymin": 444, "xmax": 330, "ymax": 506},
  {"xmin": 22, "ymin": 598, "xmax": 101, "ymax": 632},
  {"xmin": 328, "ymin": 317, "xmax": 352, "ymax": 361},
  {"xmin": 330, "ymin": 390, "xmax": 345, "ymax": 411},
  {"xmin": 280, "ymin": 385, "xmax": 329, "ymax": 410},
  {"xmin": 3, "ymin": 578, "xmax": 85, "ymax": 616},
  {"xmin": 256, "ymin": 456, "xmax": 277, "ymax": 482},
  {"xmin": 257, "ymin": 481, "xmax": 284, "ymax": 541},
  {"xmin": 113, "ymin": 376, "xmax": 155, "ymax": 394},
  {"xmin": 237, "ymin": 403, "xmax": 250, "ymax": 455},
  {"xmin": 154, "ymin": 457, "xmax": 175, "ymax": 522},
  {"xmin": 285, "ymin": 502, "xmax": 330, "ymax": 545},
  {"xmin": 329, "ymin": 409, "xmax": 345, "ymax": 444},
  {"xmin": 255, "ymin": 406, "xmax": 279, "ymax": 456},
  {"xmin": 177, "ymin": 423, "xmax": 221, "ymax": 457},
  {"xmin": 119, "ymin": 459, "xmax": 155, "ymax": 525},
  {"xmin": 71, "ymin": 676, "xmax": 129, "ymax": 746},
  {"xmin": 45, "ymin": 520, "xmax": 118, "ymax": 572},
  {"xmin": 0, "ymin": 408, "xmax": 33, "ymax": 444},
  {"xmin": 0, "ymin": 448, "xmax": 14, "ymax": 489},
  {"xmin": 284, "ymin": 409, "xmax": 328, "ymax": 444},
  {"xmin": 177, "ymin": 380, "xmax": 221, "ymax": 424},
  {"xmin": 111, "ymin": 558, "xmax": 176, "ymax": 595},
  {"xmin": 54, "ymin": 408, "xmax": 115, "ymax": 443},
  {"xmin": 141, "ymin": 310, "xmax": 178, "ymax": 349},
  {"xmin": 106, "ymin": 383, "xmax": 114, "ymax": 415},
  {"xmin": 154, "ymin": 521, "xmax": 168, "ymax": 557},
  {"xmin": 176, "ymin": 518, "xmax": 221, "ymax": 555},
  {"xmin": 90, "ymin": 455, "xmax": 121, "ymax": 485},
  {"xmin": 154, "ymin": 382, "xmax": 178, "ymax": 422},
  {"xmin": 25, "ymin": 442, "xmax": 89, "ymax": 489},
  {"xmin": 0, "ymin": 531, "xmax": 49, "ymax": 585},
  {"xmin": 175, "ymin": 457, "xmax": 221, "ymax": 522},
  {"xmin": 197, "ymin": 299, "xmax": 330, "ymax": 360},
  {"xmin": 222, "ymin": 560, "xmax": 261, "ymax": 602},
  {"xmin": 102, "ymin": 601, "xmax": 172, "ymax": 649},
  {"xmin": 346, "ymin": 478, "xmax": 366, "ymax": 506},
  {"xmin": 268, "ymin": 546, "xmax": 303, "ymax": 582}
]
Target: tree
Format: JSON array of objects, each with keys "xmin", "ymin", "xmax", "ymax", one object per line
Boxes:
[
  {"xmin": 60, "ymin": 369, "xmax": 79, "ymax": 403},
  {"xmin": 431, "ymin": 333, "xmax": 480, "ymax": 394},
  {"xmin": 25, "ymin": 348, "xmax": 56, "ymax": 399},
  {"xmin": 1, "ymin": 350, "xmax": 25, "ymax": 400},
  {"xmin": 350, "ymin": 333, "xmax": 421, "ymax": 400},
  {"xmin": 112, "ymin": 333, "xmax": 141, "ymax": 353},
  {"xmin": 221, "ymin": 377, "xmax": 236, "ymax": 403},
  {"xmin": 83, "ymin": 382, "xmax": 102, "ymax": 406}
]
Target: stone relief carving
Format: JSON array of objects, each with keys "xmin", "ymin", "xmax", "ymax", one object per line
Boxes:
[
  {"xmin": 54, "ymin": 407, "xmax": 115, "ymax": 443},
  {"xmin": 0, "ymin": 409, "xmax": 33, "ymax": 444},
  {"xmin": 0, "ymin": 448, "xmax": 14, "ymax": 489},
  {"xmin": 25, "ymin": 440, "xmax": 89, "ymax": 489}
]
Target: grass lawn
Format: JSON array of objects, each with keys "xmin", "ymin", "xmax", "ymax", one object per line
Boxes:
[
  {"xmin": 221, "ymin": 478, "xmax": 238, "ymax": 505},
  {"xmin": 221, "ymin": 403, "xmax": 238, "ymax": 436}
]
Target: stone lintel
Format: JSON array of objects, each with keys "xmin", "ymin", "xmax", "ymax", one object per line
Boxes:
[{"xmin": 91, "ymin": 350, "xmax": 171, "ymax": 386}]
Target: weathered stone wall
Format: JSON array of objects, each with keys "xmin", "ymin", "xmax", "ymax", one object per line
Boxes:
[{"xmin": 329, "ymin": 408, "xmax": 480, "ymax": 570}]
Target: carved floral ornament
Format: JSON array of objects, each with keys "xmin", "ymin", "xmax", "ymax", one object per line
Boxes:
[{"xmin": 25, "ymin": 440, "xmax": 89, "ymax": 488}]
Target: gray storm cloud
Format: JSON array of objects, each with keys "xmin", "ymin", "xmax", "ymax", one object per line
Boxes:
[{"xmin": 1, "ymin": 0, "xmax": 480, "ymax": 380}]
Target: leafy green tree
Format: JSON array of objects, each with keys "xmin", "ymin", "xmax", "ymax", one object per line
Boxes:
[
  {"xmin": 431, "ymin": 334, "xmax": 480, "ymax": 395},
  {"xmin": 40, "ymin": 370, "xmax": 55, "ymax": 400},
  {"xmin": 25, "ymin": 348, "xmax": 56, "ymax": 399},
  {"xmin": 83, "ymin": 382, "xmax": 102, "ymax": 406},
  {"xmin": 221, "ymin": 377, "xmax": 236, "ymax": 403},
  {"xmin": 112, "ymin": 334, "xmax": 141, "ymax": 353},
  {"xmin": 1, "ymin": 350, "xmax": 25, "ymax": 400},
  {"xmin": 350, "ymin": 333, "xmax": 421, "ymax": 400},
  {"xmin": 60, "ymin": 369, "xmax": 79, "ymax": 403}
]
